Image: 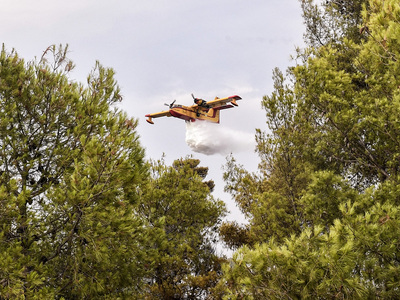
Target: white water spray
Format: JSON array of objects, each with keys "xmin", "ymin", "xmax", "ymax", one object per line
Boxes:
[{"xmin": 185, "ymin": 121, "xmax": 254, "ymax": 155}]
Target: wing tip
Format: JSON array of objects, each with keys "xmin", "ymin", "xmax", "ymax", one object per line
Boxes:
[{"xmin": 145, "ymin": 115, "xmax": 154, "ymax": 124}]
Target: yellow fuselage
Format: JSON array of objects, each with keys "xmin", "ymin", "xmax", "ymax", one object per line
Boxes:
[{"xmin": 169, "ymin": 105, "xmax": 220, "ymax": 123}]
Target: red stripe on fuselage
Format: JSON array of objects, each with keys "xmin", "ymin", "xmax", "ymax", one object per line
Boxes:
[{"xmin": 169, "ymin": 108, "xmax": 194, "ymax": 121}]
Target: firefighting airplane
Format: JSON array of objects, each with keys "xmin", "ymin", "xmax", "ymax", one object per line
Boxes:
[{"xmin": 145, "ymin": 94, "xmax": 242, "ymax": 124}]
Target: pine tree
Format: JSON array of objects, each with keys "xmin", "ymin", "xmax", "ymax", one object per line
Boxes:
[
  {"xmin": 137, "ymin": 157, "xmax": 226, "ymax": 299},
  {"xmin": 220, "ymin": 0, "xmax": 400, "ymax": 298},
  {"xmin": 219, "ymin": 192, "xmax": 400, "ymax": 299},
  {"xmin": 0, "ymin": 45, "xmax": 147, "ymax": 298}
]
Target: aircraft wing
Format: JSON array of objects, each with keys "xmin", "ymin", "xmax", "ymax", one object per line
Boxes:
[
  {"xmin": 145, "ymin": 110, "xmax": 171, "ymax": 124},
  {"xmin": 206, "ymin": 95, "xmax": 242, "ymax": 108}
]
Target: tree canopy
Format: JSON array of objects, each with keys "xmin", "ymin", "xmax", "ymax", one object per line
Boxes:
[
  {"xmin": 0, "ymin": 45, "xmax": 227, "ymax": 299},
  {"xmin": 137, "ymin": 157, "xmax": 226, "ymax": 299},
  {"xmin": 3, "ymin": 0, "xmax": 400, "ymax": 298},
  {"xmin": 0, "ymin": 44, "xmax": 150, "ymax": 299},
  {"xmin": 219, "ymin": 0, "xmax": 400, "ymax": 298}
]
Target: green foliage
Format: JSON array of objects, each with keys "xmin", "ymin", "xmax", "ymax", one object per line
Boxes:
[
  {"xmin": 220, "ymin": 192, "xmax": 400, "ymax": 299},
  {"xmin": 0, "ymin": 44, "xmax": 147, "ymax": 298},
  {"xmin": 219, "ymin": 221, "xmax": 252, "ymax": 250},
  {"xmin": 301, "ymin": 0, "xmax": 368, "ymax": 48},
  {"xmin": 222, "ymin": 69, "xmax": 313, "ymax": 245},
  {"xmin": 0, "ymin": 44, "xmax": 228, "ymax": 299},
  {"xmin": 137, "ymin": 157, "xmax": 227, "ymax": 299},
  {"xmin": 300, "ymin": 170, "xmax": 359, "ymax": 228},
  {"xmin": 220, "ymin": 0, "xmax": 400, "ymax": 298}
]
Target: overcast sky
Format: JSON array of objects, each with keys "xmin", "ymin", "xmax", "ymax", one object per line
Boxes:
[{"xmin": 1, "ymin": 0, "xmax": 305, "ymax": 223}]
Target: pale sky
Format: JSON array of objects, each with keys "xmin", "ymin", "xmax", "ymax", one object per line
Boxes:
[{"xmin": 1, "ymin": 0, "xmax": 305, "ymax": 223}]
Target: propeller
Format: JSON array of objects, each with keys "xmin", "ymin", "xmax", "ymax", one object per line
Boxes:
[
  {"xmin": 192, "ymin": 93, "xmax": 207, "ymax": 106},
  {"xmin": 164, "ymin": 99, "xmax": 176, "ymax": 108}
]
